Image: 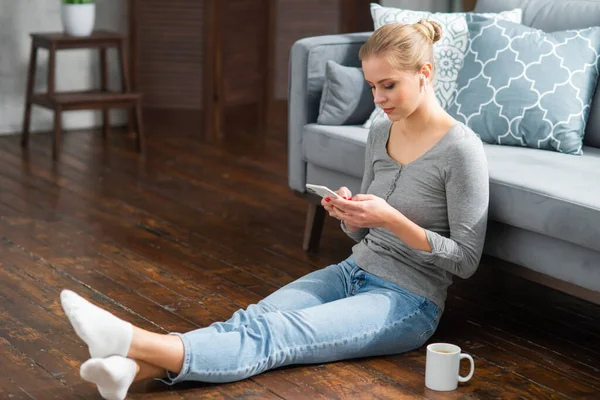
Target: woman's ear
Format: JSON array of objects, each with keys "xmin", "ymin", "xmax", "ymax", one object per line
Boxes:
[{"xmin": 420, "ymin": 63, "xmax": 433, "ymax": 81}]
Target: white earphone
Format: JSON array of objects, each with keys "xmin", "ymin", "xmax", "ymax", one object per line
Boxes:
[{"xmin": 421, "ymin": 75, "xmax": 427, "ymax": 92}]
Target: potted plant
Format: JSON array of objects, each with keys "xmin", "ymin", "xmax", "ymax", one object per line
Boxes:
[{"xmin": 61, "ymin": 0, "xmax": 96, "ymax": 37}]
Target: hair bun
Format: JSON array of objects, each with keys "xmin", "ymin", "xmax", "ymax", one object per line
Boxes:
[{"xmin": 416, "ymin": 19, "xmax": 442, "ymax": 44}]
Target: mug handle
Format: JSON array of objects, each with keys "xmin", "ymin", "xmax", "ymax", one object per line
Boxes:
[{"xmin": 458, "ymin": 354, "xmax": 474, "ymax": 383}]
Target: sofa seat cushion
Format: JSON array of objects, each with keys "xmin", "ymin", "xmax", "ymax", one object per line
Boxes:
[
  {"xmin": 484, "ymin": 144, "xmax": 600, "ymax": 253},
  {"xmin": 303, "ymin": 123, "xmax": 368, "ymax": 179}
]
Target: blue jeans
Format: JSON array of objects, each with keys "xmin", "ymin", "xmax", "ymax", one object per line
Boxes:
[{"xmin": 159, "ymin": 255, "xmax": 441, "ymax": 384}]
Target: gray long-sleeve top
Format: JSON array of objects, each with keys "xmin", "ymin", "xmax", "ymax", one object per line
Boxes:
[{"xmin": 342, "ymin": 119, "xmax": 489, "ymax": 311}]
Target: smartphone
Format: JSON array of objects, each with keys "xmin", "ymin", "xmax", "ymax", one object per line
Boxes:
[{"xmin": 306, "ymin": 184, "xmax": 343, "ymax": 199}]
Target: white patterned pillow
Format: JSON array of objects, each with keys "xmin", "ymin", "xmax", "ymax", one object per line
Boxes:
[
  {"xmin": 362, "ymin": 4, "xmax": 523, "ymax": 128},
  {"xmin": 362, "ymin": 105, "xmax": 386, "ymax": 129}
]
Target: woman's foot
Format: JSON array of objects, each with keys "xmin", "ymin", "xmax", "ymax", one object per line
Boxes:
[
  {"xmin": 60, "ymin": 289, "xmax": 133, "ymax": 358},
  {"xmin": 80, "ymin": 356, "xmax": 138, "ymax": 400}
]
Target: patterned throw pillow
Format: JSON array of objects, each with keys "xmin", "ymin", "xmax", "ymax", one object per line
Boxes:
[
  {"xmin": 362, "ymin": 4, "xmax": 523, "ymax": 128},
  {"xmin": 448, "ymin": 16, "xmax": 600, "ymax": 155},
  {"xmin": 362, "ymin": 106, "xmax": 385, "ymax": 129}
]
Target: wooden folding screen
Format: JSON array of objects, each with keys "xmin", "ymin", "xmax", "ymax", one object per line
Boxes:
[{"xmin": 128, "ymin": 0, "xmax": 374, "ymax": 140}]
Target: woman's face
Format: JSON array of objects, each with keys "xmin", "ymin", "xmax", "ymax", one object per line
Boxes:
[{"xmin": 362, "ymin": 55, "xmax": 422, "ymax": 121}]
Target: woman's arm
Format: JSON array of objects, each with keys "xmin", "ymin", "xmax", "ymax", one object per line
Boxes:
[
  {"xmin": 408, "ymin": 137, "xmax": 489, "ymax": 278},
  {"xmin": 382, "ymin": 212, "xmax": 432, "ymax": 252}
]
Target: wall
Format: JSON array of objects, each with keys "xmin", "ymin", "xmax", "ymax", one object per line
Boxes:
[
  {"xmin": 0, "ymin": 0, "xmax": 127, "ymax": 135},
  {"xmin": 273, "ymin": 0, "xmax": 341, "ymax": 100},
  {"xmin": 380, "ymin": 0, "xmax": 461, "ymax": 12}
]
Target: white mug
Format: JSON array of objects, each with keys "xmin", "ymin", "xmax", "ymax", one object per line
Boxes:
[{"xmin": 425, "ymin": 343, "xmax": 474, "ymax": 391}]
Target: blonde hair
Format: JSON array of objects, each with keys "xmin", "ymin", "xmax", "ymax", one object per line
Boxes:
[{"xmin": 359, "ymin": 19, "xmax": 442, "ymax": 77}]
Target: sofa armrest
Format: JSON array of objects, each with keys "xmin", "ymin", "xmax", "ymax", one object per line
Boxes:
[{"xmin": 288, "ymin": 32, "xmax": 372, "ymax": 193}]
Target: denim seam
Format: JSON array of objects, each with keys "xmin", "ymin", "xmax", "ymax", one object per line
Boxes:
[
  {"xmin": 347, "ymin": 265, "xmax": 364, "ymax": 296},
  {"xmin": 182, "ymin": 334, "xmax": 192, "ymax": 376},
  {"xmin": 350, "ymin": 265, "xmax": 362, "ymax": 279},
  {"xmin": 202, "ymin": 303, "xmax": 426, "ymax": 376},
  {"xmin": 417, "ymin": 304, "xmax": 440, "ymax": 348}
]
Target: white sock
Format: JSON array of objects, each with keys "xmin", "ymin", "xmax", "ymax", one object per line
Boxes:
[
  {"xmin": 60, "ymin": 289, "xmax": 133, "ymax": 358},
  {"xmin": 80, "ymin": 356, "xmax": 137, "ymax": 400}
]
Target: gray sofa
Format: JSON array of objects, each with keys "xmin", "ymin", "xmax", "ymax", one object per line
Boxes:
[{"xmin": 288, "ymin": 0, "xmax": 600, "ymax": 303}]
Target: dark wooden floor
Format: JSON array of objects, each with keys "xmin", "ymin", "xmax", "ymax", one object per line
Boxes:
[{"xmin": 0, "ymin": 110, "xmax": 599, "ymax": 400}]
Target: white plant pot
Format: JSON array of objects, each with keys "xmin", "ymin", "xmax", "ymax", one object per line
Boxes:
[{"xmin": 61, "ymin": 3, "xmax": 96, "ymax": 37}]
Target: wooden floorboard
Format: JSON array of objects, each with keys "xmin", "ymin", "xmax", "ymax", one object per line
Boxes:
[{"xmin": 0, "ymin": 111, "xmax": 599, "ymax": 399}]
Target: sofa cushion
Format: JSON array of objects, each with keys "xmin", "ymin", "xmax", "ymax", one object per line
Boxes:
[
  {"xmin": 448, "ymin": 16, "xmax": 600, "ymax": 155},
  {"xmin": 475, "ymin": 0, "xmax": 600, "ymax": 150},
  {"xmin": 317, "ymin": 61, "xmax": 374, "ymax": 126},
  {"xmin": 303, "ymin": 124, "xmax": 368, "ymax": 179},
  {"xmin": 484, "ymin": 143, "xmax": 600, "ymax": 253},
  {"xmin": 363, "ymin": 106, "xmax": 387, "ymax": 130}
]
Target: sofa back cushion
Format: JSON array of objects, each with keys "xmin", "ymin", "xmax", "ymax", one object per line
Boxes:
[
  {"xmin": 475, "ymin": 0, "xmax": 600, "ymax": 148},
  {"xmin": 447, "ymin": 16, "xmax": 600, "ymax": 155}
]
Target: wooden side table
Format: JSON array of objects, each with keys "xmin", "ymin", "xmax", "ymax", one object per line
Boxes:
[{"xmin": 22, "ymin": 30, "xmax": 145, "ymax": 160}]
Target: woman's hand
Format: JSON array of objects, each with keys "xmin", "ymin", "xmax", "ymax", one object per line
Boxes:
[
  {"xmin": 327, "ymin": 193, "xmax": 398, "ymax": 229},
  {"xmin": 321, "ymin": 187, "xmax": 363, "ymax": 232},
  {"xmin": 321, "ymin": 186, "xmax": 352, "ymax": 216}
]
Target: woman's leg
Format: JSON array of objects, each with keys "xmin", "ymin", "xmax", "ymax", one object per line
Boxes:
[
  {"xmin": 135, "ymin": 359, "xmax": 167, "ymax": 381},
  {"xmin": 163, "ymin": 269, "xmax": 441, "ymax": 384},
  {"xmin": 128, "ymin": 327, "xmax": 185, "ymax": 374},
  {"xmin": 127, "ymin": 257, "xmax": 357, "ymax": 373},
  {"xmin": 61, "ymin": 257, "xmax": 357, "ymax": 377}
]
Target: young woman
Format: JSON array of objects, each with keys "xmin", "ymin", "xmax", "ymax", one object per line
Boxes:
[{"xmin": 60, "ymin": 19, "xmax": 489, "ymax": 400}]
